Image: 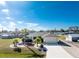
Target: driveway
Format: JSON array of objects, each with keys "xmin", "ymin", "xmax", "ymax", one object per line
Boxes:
[{"xmin": 45, "ymin": 45, "xmax": 73, "ymax": 58}]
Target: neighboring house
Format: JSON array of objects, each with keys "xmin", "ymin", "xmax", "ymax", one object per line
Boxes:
[
  {"xmin": 65, "ymin": 34, "xmax": 79, "ymax": 42},
  {"xmin": 0, "ymin": 33, "xmax": 13, "ymax": 39},
  {"xmin": 68, "ymin": 26, "xmax": 79, "ymax": 31},
  {"xmin": 0, "ymin": 32, "xmax": 24, "ymax": 39}
]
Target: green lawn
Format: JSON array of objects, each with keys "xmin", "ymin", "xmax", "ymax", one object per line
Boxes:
[{"xmin": 0, "ymin": 38, "xmax": 45, "ymax": 58}]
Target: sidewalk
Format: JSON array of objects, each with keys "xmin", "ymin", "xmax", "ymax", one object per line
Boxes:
[{"xmin": 45, "ymin": 45, "xmax": 73, "ymax": 58}]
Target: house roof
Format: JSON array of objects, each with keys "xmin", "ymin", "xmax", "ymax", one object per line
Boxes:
[
  {"xmin": 28, "ymin": 32, "xmax": 48, "ymax": 37},
  {"xmin": 43, "ymin": 33, "xmax": 56, "ymax": 37}
]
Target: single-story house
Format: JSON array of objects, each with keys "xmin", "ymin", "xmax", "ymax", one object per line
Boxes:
[
  {"xmin": 65, "ymin": 34, "xmax": 79, "ymax": 42},
  {"xmin": 0, "ymin": 33, "xmax": 13, "ymax": 39}
]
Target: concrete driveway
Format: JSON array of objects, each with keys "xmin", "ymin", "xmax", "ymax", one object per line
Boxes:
[{"xmin": 45, "ymin": 45, "xmax": 73, "ymax": 58}]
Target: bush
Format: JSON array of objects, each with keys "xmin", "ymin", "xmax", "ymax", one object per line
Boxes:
[
  {"xmin": 33, "ymin": 37, "xmax": 36, "ymax": 39},
  {"xmin": 13, "ymin": 47, "xmax": 21, "ymax": 53},
  {"xmin": 13, "ymin": 39, "xmax": 19, "ymax": 43}
]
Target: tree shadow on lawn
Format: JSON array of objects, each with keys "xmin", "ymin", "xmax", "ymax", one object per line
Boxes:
[{"xmin": 26, "ymin": 46, "xmax": 45, "ymax": 58}]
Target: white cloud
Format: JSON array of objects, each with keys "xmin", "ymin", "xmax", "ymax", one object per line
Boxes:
[
  {"xmin": 0, "ymin": 21, "xmax": 47, "ymax": 31},
  {"xmin": 26, "ymin": 23, "xmax": 38, "ymax": 27},
  {"xmin": 0, "ymin": 24, "xmax": 3, "ymax": 28},
  {"xmin": 0, "ymin": 21, "xmax": 16, "ymax": 31},
  {"xmin": 3, "ymin": 21, "xmax": 16, "ymax": 31},
  {"xmin": 0, "ymin": 1, "xmax": 6, "ymax": 6},
  {"xmin": 5, "ymin": 17, "xmax": 14, "ymax": 21},
  {"xmin": 9, "ymin": 22, "xmax": 16, "ymax": 29},
  {"xmin": 0, "ymin": 24, "xmax": 8, "ymax": 31},
  {"xmin": 26, "ymin": 23, "xmax": 47, "ymax": 31},
  {"xmin": 1, "ymin": 9, "xmax": 9, "ymax": 15},
  {"xmin": 2, "ymin": 9, "xmax": 9, "ymax": 12},
  {"xmin": 6, "ymin": 17, "xmax": 11, "ymax": 19},
  {"xmin": 17, "ymin": 21, "xmax": 23, "ymax": 24}
]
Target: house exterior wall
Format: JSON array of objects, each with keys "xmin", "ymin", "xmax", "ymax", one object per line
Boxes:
[
  {"xmin": 66, "ymin": 35, "xmax": 72, "ymax": 41},
  {"xmin": 44, "ymin": 37, "xmax": 58, "ymax": 43},
  {"xmin": 66, "ymin": 34, "xmax": 79, "ymax": 41}
]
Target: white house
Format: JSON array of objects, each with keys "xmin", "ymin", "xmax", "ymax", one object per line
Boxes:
[{"xmin": 66, "ymin": 34, "xmax": 79, "ymax": 42}]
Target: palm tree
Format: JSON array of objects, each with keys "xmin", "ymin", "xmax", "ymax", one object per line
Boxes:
[
  {"xmin": 60, "ymin": 29, "xmax": 65, "ymax": 32},
  {"xmin": 20, "ymin": 28, "xmax": 29, "ymax": 37},
  {"xmin": 13, "ymin": 39, "xmax": 19, "ymax": 47},
  {"xmin": 34, "ymin": 36, "xmax": 43, "ymax": 47},
  {"xmin": 38, "ymin": 36, "xmax": 44, "ymax": 43}
]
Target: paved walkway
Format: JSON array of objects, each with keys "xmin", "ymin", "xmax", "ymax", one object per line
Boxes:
[{"xmin": 45, "ymin": 45, "xmax": 73, "ymax": 58}]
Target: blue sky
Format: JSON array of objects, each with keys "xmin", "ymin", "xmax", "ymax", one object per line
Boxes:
[{"xmin": 0, "ymin": 1, "xmax": 79, "ymax": 31}]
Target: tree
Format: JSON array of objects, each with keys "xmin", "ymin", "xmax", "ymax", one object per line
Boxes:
[
  {"xmin": 35, "ymin": 37, "xmax": 41, "ymax": 47},
  {"xmin": 38, "ymin": 36, "xmax": 44, "ymax": 43},
  {"xmin": 22, "ymin": 37, "xmax": 26, "ymax": 44},
  {"xmin": 34, "ymin": 36, "xmax": 44, "ymax": 47},
  {"xmin": 20, "ymin": 28, "xmax": 29, "ymax": 37},
  {"xmin": 39, "ymin": 30, "xmax": 44, "ymax": 32},
  {"xmin": 60, "ymin": 29, "xmax": 65, "ymax": 32},
  {"xmin": 13, "ymin": 38, "xmax": 19, "ymax": 47}
]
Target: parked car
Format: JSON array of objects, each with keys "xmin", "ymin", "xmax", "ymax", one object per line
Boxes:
[{"xmin": 38, "ymin": 44, "xmax": 47, "ymax": 52}]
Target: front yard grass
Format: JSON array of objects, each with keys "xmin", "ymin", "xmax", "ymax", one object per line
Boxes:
[{"xmin": 0, "ymin": 39, "xmax": 45, "ymax": 58}]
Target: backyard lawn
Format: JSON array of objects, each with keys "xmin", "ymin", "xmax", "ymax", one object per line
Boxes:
[{"xmin": 0, "ymin": 38, "xmax": 45, "ymax": 58}]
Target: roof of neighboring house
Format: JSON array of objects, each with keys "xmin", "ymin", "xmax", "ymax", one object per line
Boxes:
[
  {"xmin": 43, "ymin": 33, "xmax": 56, "ymax": 37},
  {"xmin": 0, "ymin": 33, "xmax": 15, "ymax": 37},
  {"xmin": 1, "ymin": 34, "xmax": 9, "ymax": 36},
  {"xmin": 27, "ymin": 32, "xmax": 48, "ymax": 37}
]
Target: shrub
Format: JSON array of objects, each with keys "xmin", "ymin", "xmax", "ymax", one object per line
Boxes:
[{"xmin": 13, "ymin": 47, "xmax": 21, "ymax": 53}]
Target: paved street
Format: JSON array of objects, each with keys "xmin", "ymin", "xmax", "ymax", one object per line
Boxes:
[{"xmin": 45, "ymin": 45, "xmax": 73, "ymax": 58}]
